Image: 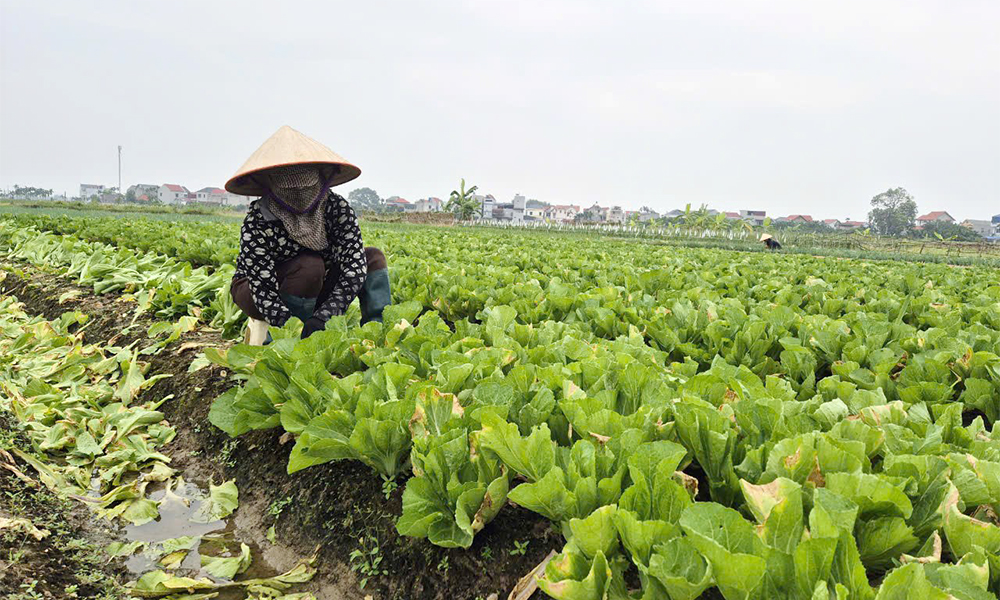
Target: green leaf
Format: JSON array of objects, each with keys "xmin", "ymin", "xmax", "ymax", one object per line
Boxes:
[
  {"xmin": 614, "ymin": 508, "xmax": 679, "ymax": 572},
  {"xmin": 508, "ymin": 467, "xmax": 572, "ymax": 522},
  {"xmin": 873, "ymin": 563, "xmax": 950, "ymax": 600},
  {"xmin": 477, "ymin": 409, "xmax": 554, "ymax": 482},
  {"xmin": 740, "ymin": 477, "xmax": 804, "ymax": 553},
  {"xmin": 794, "ymin": 537, "xmax": 837, "ymax": 599},
  {"xmin": 200, "ymin": 542, "xmax": 252, "ymax": 579},
  {"xmin": 208, "ymin": 388, "xmax": 248, "ymax": 437},
  {"xmin": 107, "ymin": 540, "xmax": 146, "ymax": 557},
  {"xmin": 855, "ymin": 517, "xmax": 919, "ymax": 569},
  {"xmin": 647, "ymin": 537, "xmax": 714, "ymax": 600},
  {"xmin": 679, "ymin": 502, "xmax": 766, "ymax": 600},
  {"xmin": 131, "ymin": 570, "xmax": 217, "ymax": 596},
  {"xmin": 537, "ymin": 549, "xmax": 612, "ymax": 600},
  {"xmin": 825, "ymin": 472, "xmax": 912, "ymax": 520},
  {"xmin": 568, "ymin": 505, "xmax": 619, "ymax": 559},
  {"xmin": 191, "ymin": 480, "xmax": 238, "ymax": 523}
]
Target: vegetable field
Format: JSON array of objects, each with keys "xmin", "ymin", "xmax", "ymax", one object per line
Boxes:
[{"xmin": 2, "ymin": 210, "xmax": 1000, "ymax": 600}]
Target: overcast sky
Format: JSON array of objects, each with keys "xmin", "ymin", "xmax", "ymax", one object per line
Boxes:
[{"xmin": 1, "ymin": 1, "xmax": 998, "ymax": 221}]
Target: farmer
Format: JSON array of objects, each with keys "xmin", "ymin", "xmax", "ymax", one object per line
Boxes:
[
  {"xmin": 760, "ymin": 233, "xmax": 782, "ymax": 250},
  {"xmin": 225, "ymin": 126, "xmax": 391, "ymax": 343}
]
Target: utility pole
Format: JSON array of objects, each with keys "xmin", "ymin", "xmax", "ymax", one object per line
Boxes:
[{"xmin": 117, "ymin": 145, "xmax": 123, "ymax": 196}]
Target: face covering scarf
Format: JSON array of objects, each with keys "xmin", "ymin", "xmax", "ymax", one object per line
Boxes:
[{"xmin": 262, "ymin": 165, "xmax": 333, "ymax": 251}]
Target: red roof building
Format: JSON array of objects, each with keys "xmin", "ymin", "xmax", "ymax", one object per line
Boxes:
[
  {"xmin": 916, "ymin": 211, "xmax": 955, "ymax": 224},
  {"xmin": 785, "ymin": 214, "xmax": 814, "ymax": 223}
]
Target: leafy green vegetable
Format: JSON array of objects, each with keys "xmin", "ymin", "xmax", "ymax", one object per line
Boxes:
[{"xmin": 192, "ymin": 480, "xmax": 239, "ymax": 523}]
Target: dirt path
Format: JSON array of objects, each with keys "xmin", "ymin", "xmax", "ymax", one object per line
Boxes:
[{"xmin": 0, "ymin": 262, "xmax": 562, "ymax": 600}]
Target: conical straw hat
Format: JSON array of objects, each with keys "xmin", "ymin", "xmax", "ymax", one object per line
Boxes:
[
  {"xmin": 225, "ymin": 125, "xmax": 361, "ymax": 196},
  {"xmin": 760, "ymin": 233, "xmax": 773, "ymax": 241}
]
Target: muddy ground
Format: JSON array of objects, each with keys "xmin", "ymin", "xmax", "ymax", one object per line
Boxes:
[
  {"xmin": 0, "ymin": 262, "xmax": 562, "ymax": 600},
  {"xmin": 0, "ymin": 411, "xmax": 128, "ymax": 600}
]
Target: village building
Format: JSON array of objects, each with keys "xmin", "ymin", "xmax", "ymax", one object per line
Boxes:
[
  {"xmin": 916, "ymin": 211, "xmax": 955, "ymax": 225},
  {"xmin": 638, "ymin": 208, "xmax": 660, "ymax": 222},
  {"xmin": 414, "ymin": 197, "xmax": 443, "ymax": 212},
  {"xmin": 739, "ymin": 209, "xmax": 767, "ymax": 226},
  {"xmin": 79, "ymin": 183, "xmax": 104, "ymax": 200},
  {"xmin": 194, "ymin": 187, "xmax": 228, "ymax": 205},
  {"xmin": 384, "ymin": 197, "xmax": 413, "ymax": 212},
  {"xmin": 961, "ymin": 219, "xmax": 994, "ymax": 237},
  {"xmin": 127, "ymin": 184, "xmax": 159, "ymax": 201},
  {"xmin": 606, "ymin": 206, "xmax": 626, "ymax": 224},
  {"xmin": 524, "ymin": 199, "xmax": 548, "ymax": 220},
  {"xmin": 158, "ymin": 184, "xmax": 190, "ymax": 205},
  {"xmin": 839, "ymin": 220, "xmax": 867, "ymax": 230},
  {"xmin": 546, "ymin": 204, "xmax": 581, "ymax": 223}
]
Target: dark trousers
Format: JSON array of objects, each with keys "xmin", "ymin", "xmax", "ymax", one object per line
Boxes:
[{"xmin": 232, "ymin": 247, "xmax": 388, "ymax": 321}]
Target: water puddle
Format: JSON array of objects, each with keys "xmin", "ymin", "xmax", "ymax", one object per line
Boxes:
[
  {"xmin": 123, "ymin": 480, "xmax": 227, "ymax": 547},
  {"xmin": 107, "ymin": 476, "xmax": 293, "ymax": 598}
]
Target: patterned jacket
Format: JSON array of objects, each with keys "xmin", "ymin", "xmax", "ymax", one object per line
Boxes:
[{"xmin": 234, "ymin": 193, "xmax": 367, "ymax": 326}]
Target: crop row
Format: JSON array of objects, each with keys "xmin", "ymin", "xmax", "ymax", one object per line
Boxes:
[{"xmin": 4, "ymin": 214, "xmax": 1000, "ymax": 598}]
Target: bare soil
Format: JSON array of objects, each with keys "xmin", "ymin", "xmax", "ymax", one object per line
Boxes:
[{"xmin": 0, "ymin": 262, "xmax": 562, "ymax": 599}]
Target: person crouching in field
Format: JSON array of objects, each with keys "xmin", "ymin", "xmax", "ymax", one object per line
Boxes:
[
  {"xmin": 760, "ymin": 233, "xmax": 782, "ymax": 250},
  {"xmin": 225, "ymin": 126, "xmax": 392, "ymax": 344}
]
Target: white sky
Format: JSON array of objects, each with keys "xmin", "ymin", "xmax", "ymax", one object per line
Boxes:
[{"xmin": 1, "ymin": 0, "xmax": 998, "ymax": 221}]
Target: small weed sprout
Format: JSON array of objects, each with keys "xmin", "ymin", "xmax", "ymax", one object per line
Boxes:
[
  {"xmin": 510, "ymin": 539, "xmax": 529, "ymax": 556},
  {"xmin": 267, "ymin": 495, "xmax": 294, "ymax": 518},
  {"xmin": 381, "ymin": 475, "xmax": 398, "ymax": 500},
  {"xmin": 349, "ymin": 534, "xmax": 387, "ymax": 590}
]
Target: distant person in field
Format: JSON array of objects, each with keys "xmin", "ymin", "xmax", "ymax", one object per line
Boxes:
[
  {"xmin": 760, "ymin": 233, "xmax": 782, "ymax": 250},
  {"xmin": 225, "ymin": 126, "xmax": 392, "ymax": 343}
]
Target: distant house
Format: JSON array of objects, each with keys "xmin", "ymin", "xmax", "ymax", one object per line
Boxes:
[
  {"xmin": 195, "ymin": 187, "xmax": 228, "ymax": 205},
  {"xmin": 663, "ymin": 209, "xmax": 685, "ymax": 220},
  {"xmin": 507, "ymin": 194, "xmax": 527, "ymax": 222},
  {"xmin": 823, "ymin": 219, "xmax": 841, "ymax": 228},
  {"xmin": 739, "ymin": 210, "xmax": 767, "ymax": 226},
  {"xmin": 961, "ymin": 219, "xmax": 993, "ymax": 237},
  {"xmin": 839, "ymin": 220, "xmax": 867, "ymax": 230},
  {"xmin": 127, "ymin": 184, "xmax": 159, "ymax": 201},
  {"xmin": 158, "ymin": 184, "xmax": 190, "ymax": 205},
  {"xmin": 724, "ymin": 211, "xmax": 741, "ymax": 220},
  {"xmin": 916, "ymin": 211, "xmax": 955, "ymax": 225},
  {"xmin": 384, "ymin": 197, "xmax": 413, "ymax": 212},
  {"xmin": 785, "ymin": 214, "xmax": 814, "ymax": 223},
  {"xmin": 524, "ymin": 199, "xmax": 548, "ymax": 220},
  {"xmin": 638, "ymin": 208, "xmax": 659, "ymax": 222},
  {"xmin": 190, "ymin": 187, "xmax": 248, "ymax": 207},
  {"xmin": 547, "ymin": 204, "xmax": 580, "ymax": 223},
  {"xmin": 80, "ymin": 183, "xmax": 104, "ymax": 200},
  {"xmin": 414, "ymin": 197, "xmax": 443, "ymax": 213},
  {"xmin": 480, "ymin": 194, "xmax": 526, "ymax": 222},
  {"xmin": 580, "ymin": 204, "xmax": 605, "ymax": 222},
  {"xmin": 473, "ymin": 194, "xmax": 497, "ymax": 219},
  {"xmin": 607, "ymin": 206, "xmax": 625, "ymax": 224},
  {"xmin": 525, "ymin": 203, "xmax": 547, "ymax": 220}
]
